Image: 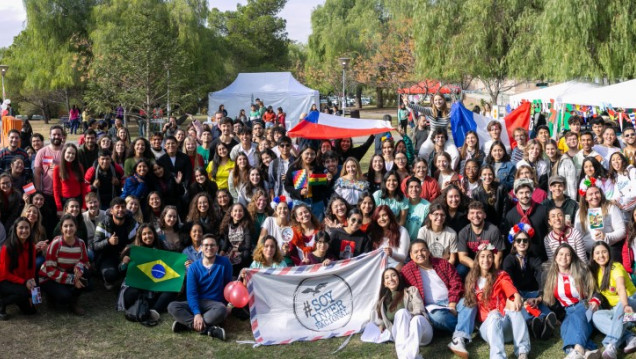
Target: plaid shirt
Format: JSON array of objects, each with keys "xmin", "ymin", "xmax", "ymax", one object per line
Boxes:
[{"xmin": 402, "ymin": 257, "xmax": 464, "ymax": 304}]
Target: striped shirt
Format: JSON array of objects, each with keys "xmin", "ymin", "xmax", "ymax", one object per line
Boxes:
[
  {"xmin": 554, "ymin": 273, "xmax": 580, "ymax": 307},
  {"xmin": 39, "ymin": 236, "xmax": 89, "ymax": 285}
]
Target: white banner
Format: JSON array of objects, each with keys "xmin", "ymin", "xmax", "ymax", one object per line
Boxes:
[{"xmin": 245, "ymin": 250, "xmax": 387, "ymax": 345}]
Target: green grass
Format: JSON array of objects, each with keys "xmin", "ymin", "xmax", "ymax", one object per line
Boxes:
[{"xmin": 0, "ymin": 285, "xmax": 590, "ymax": 358}]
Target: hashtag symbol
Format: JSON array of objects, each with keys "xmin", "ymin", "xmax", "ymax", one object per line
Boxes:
[{"xmin": 303, "ymin": 301, "xmax": 312, "ymax": 317}]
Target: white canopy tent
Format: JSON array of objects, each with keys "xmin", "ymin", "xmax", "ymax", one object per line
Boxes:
[
  {"xmin": 208, "ymin": 72, "xmax": 319, "ymax": 128},
  {"xmin": 560, "ymin": 79, "xmax": 636, "ymax": 108},
  {"xmin": 509, "ymin": 81, "xmax": 600, "ymax": 107}
]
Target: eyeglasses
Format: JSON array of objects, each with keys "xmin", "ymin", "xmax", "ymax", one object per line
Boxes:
[
  {"xmin": 201, "ymin": 244, "xmax": 217, "ymax": 248},
  {"xmin": 624, "ymin": 133, "xmax": 635, "ymax": 138},
  {"xmin": 515, "ymin": 238, "xmax": 529, "ymax": 244},
  {"xmin": 349, "ymin": 217, "xmax": 361, "ymax": 224}
]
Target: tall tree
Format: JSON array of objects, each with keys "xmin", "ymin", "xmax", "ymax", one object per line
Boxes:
[
  {"xmin": 533, "ymin": 0, "xmax": 636, "ymax": 82},
  {"xmin": 210, "ymin": 0, "xmax": 290, "ymax": 73},
  {"xmin": 414, "ymin": 0, "xmax": 541, "ymax": 104},
  {"xmin": 306, "ymin": 0, "xmax": 416, "ymax": 108},
  {"xmin": 3, "ymin": 0, "xmax": 95, "ymax": 122},
  {"xmin": 86, "ymin": 0, "xmax": 190, "ymax": 135}
]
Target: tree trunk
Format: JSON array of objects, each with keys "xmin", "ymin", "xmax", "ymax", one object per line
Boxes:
[
  {"xmin": 64, "ymin": 88, "xmax": 71, "ymax": 115},
  {"xmin": 376, "ymin": 87, "xmax": 384, "ymax": 108},
  {"xmin": 355, "ymin": 86, "xmax": 362, "ymax": 109}
]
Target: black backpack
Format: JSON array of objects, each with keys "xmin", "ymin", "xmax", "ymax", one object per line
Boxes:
[{"xmin": 125, "ymin": 294, "xmax": 158, "ymax": 326}]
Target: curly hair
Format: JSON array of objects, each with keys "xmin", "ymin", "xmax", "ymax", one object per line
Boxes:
[
  {"xmin": 247, "ymin": 189, "xmax": 273, "ymax": 219},
  {"xmin": 252, "ymin": 236, "xmax": 283, "ymax": 265},
  {"xmin": 186, "ymin": 193, "xmax": 217, "ymax": 224},
  {"xmin": 219, "ymin": 203, "xmax": 253, "ymax": 235}
]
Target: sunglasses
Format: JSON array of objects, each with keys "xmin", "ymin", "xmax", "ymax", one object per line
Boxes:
[
  {"xmin": 624, "ymin": 133, "xmax": 635, "ymax": 138},
  {"xmin": 349, "ymin": 217, "xmax": 361, "ymax": 224},
  {"xmin": 515, "ymin": 238, "xmax": 529, "ymax": 244},
  {"xmin": 279, "ymin": 143, "xmax": 291, "ymax": 148}
]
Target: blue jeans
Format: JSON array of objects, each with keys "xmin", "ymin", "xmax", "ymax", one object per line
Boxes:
[
  {"xmin": 519, "ymin": 290, "xmax": 552, "ymax": 321},
  {"xmin": 479, "ymin": 310, "xmax": 530, "ymax": 359},
  {"xmin": 561, "ymin": 301, "xmax": 596, "ymax": 351},
  {"xmin": 592, "ymin": 293, "xmax": 636, "ymax": 347},
  {"xmin": 455, "ymin": 263, "xmax": 470, "ymax": 279},
  {"xmin": 427, "ymin": 298, "xmax": 477, "ymax": 341}
]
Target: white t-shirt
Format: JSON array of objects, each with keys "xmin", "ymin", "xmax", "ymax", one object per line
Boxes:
[
  {"xmin": 379, "ymin": 226, "xmax": 410, "ymax": 268},
  {"xmin": 261, "ymin": 217, "xmax": 294, "ymax": 249},
  {"xmin": 419, "ymin": 268, "xmax": 449, "ymax": 305}
]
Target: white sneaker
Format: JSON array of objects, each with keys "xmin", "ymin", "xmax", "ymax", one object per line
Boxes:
[
  {"xmin": 625, "ymin": 335, "xmax": 636, "ymax": 354},
  {"xmin": 448, "ymin": 337, "xmax": 469, "ymax": 359},
  {"xmin": 564, "ymin": 349, "xmax": 584, "ymax": 359}
]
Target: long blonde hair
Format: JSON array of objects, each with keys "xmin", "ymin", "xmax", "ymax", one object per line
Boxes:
[
  {"xmin": 21, "ymin": 204, "xmax": 46, "ymax": 243},
  {"xmin": 542, "ymin": 243, "xmax": 596, "ymax": 306}
]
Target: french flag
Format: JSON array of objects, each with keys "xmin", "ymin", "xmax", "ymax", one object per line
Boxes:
[
  {"xmin": 287, "ymin": 112, "xmax": 393, "ymax": 140},
  {"xmin": 451, "ymin": 102, "xmax": 531, "ymax": 149},
  {"xmin": 450, "ymin": 102, "xmax": 510, "ymax": 148}
]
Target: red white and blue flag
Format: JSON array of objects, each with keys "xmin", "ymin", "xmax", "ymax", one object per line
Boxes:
[{"xmin": 287, "ymin": 112, "xmax": 393, "ymax": 140}]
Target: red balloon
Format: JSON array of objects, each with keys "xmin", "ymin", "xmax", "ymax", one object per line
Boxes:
[
  {"xmin": 229, "ymin": 282, "xmax": 249, "ymax": 308},
  {"xmin": 223, "ymin": 281, "xmax": 239, "ymax": 303}
]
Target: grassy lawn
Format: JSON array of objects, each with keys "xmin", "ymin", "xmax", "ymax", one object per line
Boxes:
[
  {"xmin": 0, "ymin": 285, "xmax": 587, "ymax": 358},
  {"xmin": 10, "ymin": 110, "xmax": 617, "ymax": 358}
]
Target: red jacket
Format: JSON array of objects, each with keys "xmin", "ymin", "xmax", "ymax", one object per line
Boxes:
[
  {"xmin": 0, "ymin": 240, "xmax": 35, "ymax": 284},
  {"xmin": 401, "ymin": 175, "xmax": 441, "ymax": 202},
  {"xmin": 402, "ymin": 257, "xmax": 464, "ymax": 304},
  {"xmin": 623, "ymin": 240, "xmax": 634, "ymax": 274},
  {"xmin": 474, "ymin": 271, "xmax": 518, "ymax": 322},
  {"xmin": 53, "ymin": 163, "xmax": 89, "ymax": 211}
]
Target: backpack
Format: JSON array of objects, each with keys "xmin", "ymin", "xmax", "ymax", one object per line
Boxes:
[{"xmin": 124, "ymin": 294, "xmax": 158, "ymax": 326}]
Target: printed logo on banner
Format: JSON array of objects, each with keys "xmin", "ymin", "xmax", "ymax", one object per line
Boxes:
[{"xmin": 292, "ymin": 275, "xmax": 353, "ymax": 332}]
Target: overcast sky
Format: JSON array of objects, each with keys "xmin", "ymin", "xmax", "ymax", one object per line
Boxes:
[{"xmin": 0, "ymin": 0, "xmax": 324, "ymax": 48}]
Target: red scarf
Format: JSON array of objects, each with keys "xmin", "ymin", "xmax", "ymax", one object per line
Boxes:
[
  {"xmin": 553, "ymin": 226, "xmax": 570, "ymax": 244},
  {"xmin": 515, "ymin": 201, "xmax": 536, "ymax": 224}
]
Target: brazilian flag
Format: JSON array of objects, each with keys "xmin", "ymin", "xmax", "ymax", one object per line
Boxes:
[{"xmin": 126, "ymin": 246, "xmax": 187, "ymax": 292}]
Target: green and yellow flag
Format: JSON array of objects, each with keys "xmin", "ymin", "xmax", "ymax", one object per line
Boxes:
[{"xmin": 126, "ymin": 246, "xmax": 187, "ymax": 292}]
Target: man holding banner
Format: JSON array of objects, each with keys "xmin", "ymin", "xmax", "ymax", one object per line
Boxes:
[{"xmin": 168, "ymin": 234, "xmax": 231, "ymax": 340}]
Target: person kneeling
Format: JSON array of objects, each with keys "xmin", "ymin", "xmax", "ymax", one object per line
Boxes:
[
  {"xmin": 168, "ymin": 234, "xmax": 231, "ymax": 340},
  {"xmin": 370, "ymin": 267, "xmax": 433, "ymax": 359}
]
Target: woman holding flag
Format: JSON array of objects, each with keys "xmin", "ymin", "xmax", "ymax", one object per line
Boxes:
[
  {"xmin": 118, "ymin": 224, "xmax": 177, "ymax": 316},
  {"xmin": 284, "ymin": 146, "xmax": 329, "ymax": 220}
]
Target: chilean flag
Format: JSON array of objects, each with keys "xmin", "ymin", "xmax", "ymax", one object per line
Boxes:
[
  {"xmin": 287, "ymin": 112, "xmax": 393, "ymax": 140},
  {"xmin": 450, "ymin": 102, "xmax": 510, "ymax": 148}
]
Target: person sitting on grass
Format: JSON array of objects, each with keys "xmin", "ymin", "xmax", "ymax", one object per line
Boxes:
[
  {"xmin": 117, "ymin": 224, "xmax": 177, "ymax": 317},
  {"xmin": 0, "ymin": 217, "xmax": 37, "ymax": 320},
  {"xmin": 369, "ymin": 267, "xmax": 433, "ymax": 358},
  {"xmin": 39, "ymin": 214, "xmax": 90, "ymax": 316},
  {"xmin": 168, "ymin": 234, "xmax": 231, "ymax": 340}
]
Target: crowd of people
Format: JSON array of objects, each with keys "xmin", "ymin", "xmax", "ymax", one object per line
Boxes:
[{"xmin": 1, "ymin": 95, "xmax": 636, "ymax": 359}]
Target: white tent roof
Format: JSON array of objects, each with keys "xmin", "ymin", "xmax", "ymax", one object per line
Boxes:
[
  {"xmin": 508, "ymin": 81, "xmax": 600, "ymax": 106},
  {"xmin": 560, "ymin": 79, "xmax": 636, "ymax": 108},
  {"xmin": 208, "ymin": 72, "xmax": 319, "ymax": 128}
]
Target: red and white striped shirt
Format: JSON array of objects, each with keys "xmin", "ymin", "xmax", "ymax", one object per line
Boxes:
[
  {"xmin": 554, "ymin": 273, "xmax": 581, "ymax": 307},
  {"xmin": 39, "ymin": 236, "xmax": 88, "ymax": 285}
]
